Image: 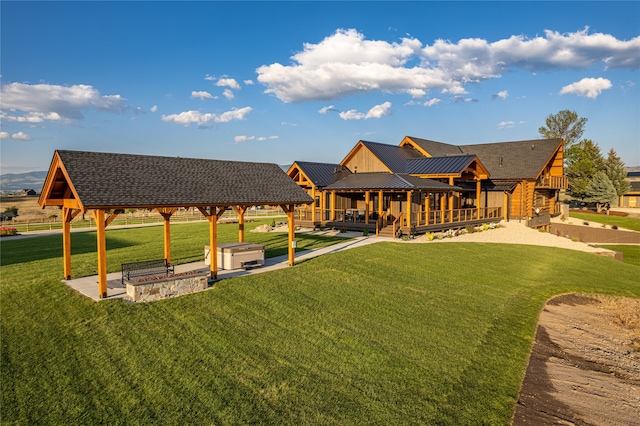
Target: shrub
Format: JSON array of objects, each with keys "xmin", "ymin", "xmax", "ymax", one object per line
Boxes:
[
  {"xmin": 482, "ymin": 223, "xmax": 489, "ymax": 231},
  {"xmin": 270, "ymin": 219, "xmax": 276, "ymax": 227},
  {"xmin": 363, "ymin": 226, "xmax": 369, "ymax": 236},
  {"xmin": 612, "ymin": 224, "xmax": 619, "ymax": 230},
  {"xmin": 583, "ymin": 221, "xmax": 590, "ymax": 226},
  {"xmin": 445, "ymin": 229, "xmax": 455, "ymax": 238},
  {"xmin": 465, "ymin": 225, "xmax": 476, "ymax": 234},
  {"xmin": 0, "ymin": 227, "xmax": 17, "ymax": 236},
  {"xmin": 427, "ymin": 232, "xmax": 435, "ymax": 241}
]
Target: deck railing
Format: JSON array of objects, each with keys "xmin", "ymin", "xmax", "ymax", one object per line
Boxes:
[
  {"xmin": 295, "ymin": 206, "xmax": 502, "ymax": 228},
  {"xmin": 411, "ymin": 207, "xmax": 502, "ymax": 227},
  {"xmin": 536, "ymin": 176, "xmax": 568, "ymax": 189}
]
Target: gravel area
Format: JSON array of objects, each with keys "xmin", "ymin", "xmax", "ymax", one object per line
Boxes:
[{"xmin": 409, "ymin": 220, "xmax": 614, "ymax": 254}]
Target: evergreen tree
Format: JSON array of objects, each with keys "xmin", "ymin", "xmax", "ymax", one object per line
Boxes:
[
  {"xmin": 565, "ymin": 139, "xmax": 605, "ymax": 197},
  {"xmin": 582, "ymin": 171, "xmax": 618, "ymax": 212},
  {"xmin": 603, "ymin": 148, "xmax": 630, "ymax": 202},
  {"xmin": 538, "ymin": 110, "xmax": 588, "ymax": 148}
]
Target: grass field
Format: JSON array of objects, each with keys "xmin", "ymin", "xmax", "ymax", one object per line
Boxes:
[
  {"xmin": 568, "ymin": 211, "xmax": 640, "ymax": 232},
  {"xmin": 1, "ymin": 220, "xmax": 639, "ymax": 425},
  {"xmin": 593, "ymin": 244, "xmax": 640, "ymax": 267}
]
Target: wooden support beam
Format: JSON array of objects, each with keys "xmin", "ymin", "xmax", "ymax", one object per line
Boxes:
[
  {"xmin": 331, "ymin": 191, "xmax": 337, "ymax": 221},
  {"xmin": 62, "ymin": 207, "xmax": 74, "ymax": 280},
  {"xmin": 232, "ymin": 206, "xmax": 247, "ymax": 242},
  {"xmin": 365, "ymin": 191, "xmax": 370, "ymax": 224},
  {"xmin": 156, "ymin": 208, "xmax": 177, "ymax": 263},
  {"xmin": 425, "ymin": 192, "xmax": 430, "ymax": 226},
  {"xmin": 197, "ymin": 206, "xmax": 225, "ymax": 279},
  {"xmin": 311, "ymin": 186, "xmax": 316, "ymax": 223},
  {"xmin": 280, "ymin": 204, "xmax": 296, "ymax": 267},
  {"xmin": 503, "ymin": 192, "xmax": 509, "ymax": 221},
  {"xmin": 378, "ymin": 190, "xmax": 384, "ymax": 217},
  {"xmin": 476, "ymin": 179, "xmax": 481, "ymax": 216},
  {"xmin": 92, "ymin": 209, "xmax": 108, "ymax": 299},
  {"xmin": 406, "ymin": 191, "xmax": 412, "ymax": 227}
]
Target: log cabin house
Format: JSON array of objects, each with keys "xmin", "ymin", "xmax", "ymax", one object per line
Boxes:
[{"xmin": 288, "ymin": 136, "xmax": 567, "ymax": 236}]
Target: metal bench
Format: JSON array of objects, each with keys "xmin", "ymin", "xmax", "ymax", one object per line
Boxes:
[{"xmin": 121, "ymin": 259, "xmax": 174, "ymax": 285}]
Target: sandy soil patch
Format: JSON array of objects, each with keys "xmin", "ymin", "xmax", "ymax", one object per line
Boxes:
[{"xmin": 512, "ymin": 294, "xmax": 640, "ymax": 425}]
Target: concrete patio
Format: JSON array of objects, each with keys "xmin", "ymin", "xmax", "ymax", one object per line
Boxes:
[{"xmin": 63, "ymin": 236, "xmax": 386, "ymax": 302}]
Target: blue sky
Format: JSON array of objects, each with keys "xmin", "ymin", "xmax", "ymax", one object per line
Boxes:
[{"xmin": 1, "ymin": 1, "xmax": 639, "ymax": 175}]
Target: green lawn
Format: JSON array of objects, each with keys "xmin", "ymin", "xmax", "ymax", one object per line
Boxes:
[
  {"xmin": 568, "ymin": 211, "xmax": 640, "ymax": 231},
  {"xmin": 593, "ymin": 244, "xmax": 640, "ymax": 267},
  {"xmin": 1, "ymin": 221, "xmax": 638, "ymax": 425}
]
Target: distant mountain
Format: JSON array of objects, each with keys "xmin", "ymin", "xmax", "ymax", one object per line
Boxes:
[{"xmin": 0, "ymin": 171, "xmax": 48, "ymax": 194}]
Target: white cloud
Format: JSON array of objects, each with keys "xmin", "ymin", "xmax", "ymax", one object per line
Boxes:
[
  {"xmin": 0, "ymin": 82, "xmax": 126, "ymax": 120},
  {"xmin": 150, "ymin": 105, "xmax": 158, "ymax": 113},
  {"xmin": 216, "ymin": 78, "xmax": 241, "ymax": 90},
  {"xmin": 234, "ymin": 135, "xmax": 279, "ymax": 143},
  {"xmin": 256, "ymin": 27, "xmax": 639, "ymax": 103},
  {"xmin": 424, "ymin": 98, "xmax": 441, "ymax": 107},
  {"xmin": 0, "ymin": 131, "xmax": 32, "ymax": 140},
  {"xmin": 338, "ymin": 102, "xmax": 391, "ymax": 120},
  {"xmin": 0, "ymin": 111, "xmax": 61, "ymax": 123},
  {"xmin": 191, "ymin": 91, "xmax": 215, "ymax": 100},
  {"xmin": 222, "ymin": 89, "xmax": 235, "ymax": 100},
  {"xmin": 161, "ymin": 106, "xmax": 253, "ymax": 127},
  {"xmin": 406, "ymin": 88, "xmax": 426, "ymax": 98},
  {"xmin": 318, "ymin": 105, "xmax": 338, "ymax": 114},
  {"xmin": 493, "ymin": 90, "xmax": 509, "ymax": 100},
  {"xmin": 244, "ymin": 80, "xmax": 255, "ymax": 85},
  {"xmin": 559, "ymin": 77, "xmax": 612, "ymax": 98},
  {"xmin": 498, "ymin": 121, "xmax": 515, "ymax": 129}
]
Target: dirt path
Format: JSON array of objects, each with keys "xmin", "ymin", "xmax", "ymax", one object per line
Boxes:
[{"xmin": 512, "ymin": 294, "xmax": 640, "ymax": 425}]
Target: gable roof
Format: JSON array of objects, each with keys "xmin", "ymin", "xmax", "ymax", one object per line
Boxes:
[
  {"xmin": 292, "ymin": 161, "xmax": 351, "ymax": 188},
  {"xmin": 324, "ymin": 172, "xmax": 461, "ymax": 192},
  {"xmin": 359, "ymin": 141, "xmax": 424, "ymax": 173},
  {"xmin": 404, "ymin": 136, "xmax": 562, "ymax": 180},
  {"xmin": 40, "ymin": 150, "xmax": 313, "ymax": 209},
  {"xmin": 405, "ymin": 154, "xmax": 478, "ymax": 175}
]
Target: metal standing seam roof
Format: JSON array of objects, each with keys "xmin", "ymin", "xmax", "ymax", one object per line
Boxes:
[
  {"xmin": 406, "ymin": 137, "xmax": 562, "ymax": 180},
  {"xmin": 324, "ymin": 172, "xmax": 462, "ymax": 191},
  {"xmin": 293, "ymin": 161, "xmax": 352, "ymax": 188},
  {"xmin": 359, "ymin": 141, "xmax": 424, "ymax": 173},
  {"xmin": 405, "ymin": 154, "xmax": 477, "ymax": 175},
  {"xmin": 45, "ymin": 150, "xmax": 314, "ymax": 208}
]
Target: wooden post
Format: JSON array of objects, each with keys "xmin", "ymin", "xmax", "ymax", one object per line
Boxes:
[
  {"xmin": 156, "ymin": 208, "xmax": 176, "ymax": 263},
  {"xmin": 476, "ymin": 179, "xmax": 481, "ymax": 219},
  {"xmin": 378, "ymin": 190, "xmax": 384, "ymax": 218},
  {"xmin": 365, "ymin": 191, "xmax": 370, "ymax": 224},
  {"xmin": 233, "ymin": 206, "xmax": 247, "ymax": 242},
  {"xmin": 425, "ymin": 193, "xmax": 430, "ymax": 225},
  {"xmin": 406, "ymin": 191, "xmax": 412, "ymax": 227},
  {"xmin": 503, "ymin": 192, "xmax": 509, "ymax": 221},
  {"xmin": 62, "ymin": 207, "xmax": 73, "ymax": 280},
  {"xmin": 198, "ymin": 206, "xmax": 225, "ymax": 279},
  {"xmin": 93, "ymin": 209, "xmax": 108, "ymax": 299},
  {"xmin": 311, "ymin": 186, "xmax": 316, "ymax": 223},
  {"xmin": 331, "ymin": 191, "xmax": 337, "ymax": 221},
  {"xmin": 281, "ymin": 204, "xmax": 296, "ymax": 266}
]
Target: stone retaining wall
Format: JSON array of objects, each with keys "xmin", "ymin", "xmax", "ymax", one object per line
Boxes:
[
  {"xmin": 126, "ymin": 273, "xmax": 209, "ymax": 302},
  {"xmin": 550, "ymin": 223, "xmax": 640, "ymax": 244}
]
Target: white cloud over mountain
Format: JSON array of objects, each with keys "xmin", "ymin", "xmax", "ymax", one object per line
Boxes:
[
  {"xmin": 257, "ymin": 28, "xmax": 639, "ymax": 103},
  {"xmin": 0, "ymin": 83, "xmax": 127, "ymax": 120}
]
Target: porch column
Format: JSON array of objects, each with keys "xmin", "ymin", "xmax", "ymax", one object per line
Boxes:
[
  {"xmin": 311, "ymin": 186, "xmax": 316, "ymax": 223},
  {"xmin": 378, "ymin": 190, "xmax": 384, "ymax": 217},
  {"xmin": 232, "ymin": 206, "xmax": 247, "ymax": 242},
  {"xmin": 92, "ymin": 209, "xmax": 108, "ymax": 299},
  {"xmin": 198, "ymin": 206, "xmax": 226, "ymax": 279},
  {"xmin": 331, "ymin": 191, "xmax": 337, "ymax": 221},
  {"xmin": 281, "ymin": 204, "xmax": 296, "ymax": 266},
  {"xmin": 406, "ymin": 191, "xmax": 413, "ymax": 227},
  {"xmin": 365, "ymin": 191, "xmax": 370, "ymax": 223},
  {"xmin": 448, "ymin": 178, "xmax": 454, "ymax": 222},
  {"xmin": 320, "ymin": 191, "xmax": 326, "ymax": 222},
  {"xmin": 503, "ymin": 192, "xmax": 509, "ymax": 221},
  {"xmin": 62, "ymin": 206, "xmax": 74, "ymax": 280},
  {"xmin": 425, "ymin": 193, "xmax": 430, "ymax": 225},
  {"xmin": 440, "ymin": 193, "xmax": 445, "ymax": 224},
  {"xmin": 157, "ymin": 207, "xmax": 177, "ymax": 263},
  {"xmin": 476, "ymin": 179, "xmax": 481, "ymax": 218}
]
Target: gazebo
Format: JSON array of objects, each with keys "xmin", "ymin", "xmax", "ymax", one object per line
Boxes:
[{"xmin": 39, "ymin": 150, "xmax": 313, "ymax": 298}]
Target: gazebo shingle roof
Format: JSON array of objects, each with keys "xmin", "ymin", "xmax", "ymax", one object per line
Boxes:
[{"xmin": 49, "ymin": 150, "xmax": 313, "ymax": 208}]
